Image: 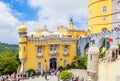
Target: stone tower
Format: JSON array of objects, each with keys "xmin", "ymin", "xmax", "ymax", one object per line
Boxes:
[
  {"xmin": 88, "ymin": 0, "xmax": 112, "ymax": 34},
  {"xmin": 87, "ymin": 45, "xmax": 99, "ymax": 81},
  {"xmin": 18, "ymin": 24, "xmax": 27, "ymax": 73},
  {"xmin": 69, "ymin": 18, "xmax": 74, "ymax": 29}
]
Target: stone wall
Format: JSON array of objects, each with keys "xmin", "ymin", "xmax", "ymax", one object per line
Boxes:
[
  {"xmin": 77, "ymin": 28, "xmax": 120, "ymax": 55},
  {"xmin": 98, "ymin": 59, "xmax": 120, "ymax": 81}
]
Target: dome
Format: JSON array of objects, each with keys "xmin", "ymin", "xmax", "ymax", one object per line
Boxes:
[
  {"xmin": 88, "ymin": 45, "xmax": 99, "ymax": 55},
  {"xmin": 18, "ymin": 25, "xmax": 27, "ymax": 32},
  {"xmin": 110, "ymin": 45, "xmax": 119, "ymax": 50}
]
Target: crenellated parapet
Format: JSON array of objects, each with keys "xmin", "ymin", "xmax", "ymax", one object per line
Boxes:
[
  {"xmin": 27, "ymin": 36, "xmax": 77, "ymax": 43},
  {"xmin": 77, "ymin": 27, "xmax": 120, "ymax": 55}
]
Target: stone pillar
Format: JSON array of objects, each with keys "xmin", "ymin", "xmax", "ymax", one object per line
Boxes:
[{"xmin": 116, "ymin": 73, "xmax": 120, "ymax": 81}]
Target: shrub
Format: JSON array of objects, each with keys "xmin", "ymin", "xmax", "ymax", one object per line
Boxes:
[
  {"xmin": 66, "ymin": 64, "xmax": 71, "ymax": 70},
  {"xmin": 118, "ymin": 44, "xmax": 120, "ymax": 49},
  {"xmin": 58, "ymin": 66, "xmax": 66, "ymax": 71},
  {"xmin": 99, "ymin": 52, "xmax": 105, "ymax": 59},
  {"xmin": 60, "ymin": 71, "xmax": 72, "ymax": 81},
  {"xmin": 71, "ymin": 55, "xmax": 87, "ymax": 69},
  {"xmin": 26, "ymin": 69, "xmax": 35, "ymax": 76}
]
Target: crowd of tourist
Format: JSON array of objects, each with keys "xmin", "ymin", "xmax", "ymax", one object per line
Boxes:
[
  {"xmin": 0, "ymin": 69, "xmax": 85, "ymax": 81},
  {"xmin": 72, "ymin": 76, "xmax": 84, "ymax": 81},
  {"xmin": 0, "ymin": 72, "xmax": 29, "ymax": 81},
  {"xmin": 0, "ymin": 69, "xmax": 60, "ymax": 81}
]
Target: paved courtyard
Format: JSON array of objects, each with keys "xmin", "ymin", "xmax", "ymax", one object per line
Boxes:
[{"xmin": 23, "ymin": 69, "xmax": 88, "ymax": 81}]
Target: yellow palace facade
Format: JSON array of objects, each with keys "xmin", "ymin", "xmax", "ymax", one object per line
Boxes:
[
  {"xmin": 18, "ymin": 19, "xmax": 87, "ymax": 72},
  {"xmin": 88, "ymin": 0, "xmax": 112, "ymax": 34}
]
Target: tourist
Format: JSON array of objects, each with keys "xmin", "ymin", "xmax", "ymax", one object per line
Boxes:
[
  {"xmin": 112, "ymin": 51, "xmax": 115, "ymax": 61},
  {"xmin": 75, "ymin": 76, "xmax": 79, "ymax": 81},
  {"xmin": 45, "ymin": 74, "xmax": 47, "ymax": 80},
  {"xmin": 30, "ymin": 71, "xmax": 33, "ymax": 77}
]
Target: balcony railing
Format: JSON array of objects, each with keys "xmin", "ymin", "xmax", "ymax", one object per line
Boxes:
[
  {"xmin": 64, "ymin": 52, "xmax": 69, "ymax": 56},
  {"xmin": 50, "ymin": 51, "xmax": 58, "ymax": 56},
  {"xmin": 37, "ymin": 53, "xmax": 43, "ymax": 57}
]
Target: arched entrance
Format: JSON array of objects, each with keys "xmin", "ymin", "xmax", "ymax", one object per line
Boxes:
[
  {"xmin": 49, "ymin": 58, "xmax": 57, "ymax": 70},
  {"xmin": 84, "ymin": 43, "xmax": 89, "ymax": 55}
]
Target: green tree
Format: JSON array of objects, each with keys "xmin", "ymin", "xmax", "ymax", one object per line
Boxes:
[
  {"xmin": 71, "ymin": 56, "xmax": 88, "ymax": 69},
  {"xmin": 0, "ymin": 53, "xmax": 20, "ymax": 75},
  {"xmin": 60, "ymin": 71, "xmax": 72, "ymax": 81}
]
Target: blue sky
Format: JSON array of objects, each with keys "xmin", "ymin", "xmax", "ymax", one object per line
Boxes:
[{"xmin": 0, "ymin": 0, "xmax": 88, "ymax": 44}]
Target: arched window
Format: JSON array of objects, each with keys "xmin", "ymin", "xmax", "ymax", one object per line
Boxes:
[{"xmin": 102, "ymin": 27, "xmax": 108, "ymax": 32}]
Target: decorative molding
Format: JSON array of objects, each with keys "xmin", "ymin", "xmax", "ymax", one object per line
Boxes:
[{"xmin": 19, "ymin": 42, "xmax": 27, "ymax": 44}]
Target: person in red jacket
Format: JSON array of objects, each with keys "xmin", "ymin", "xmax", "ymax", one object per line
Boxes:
[{"xmin": 75, "ymin": 77, "xmax": 79, "ymax": 81}]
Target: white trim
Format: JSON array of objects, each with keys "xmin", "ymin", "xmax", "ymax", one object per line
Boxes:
[
  {"xmin": 37, "ymin": 62, "xmax": 42, "ymax": 71},
  {"xmin": 64, "ymin": 60, "xmax": 67, "ymax": 67}
]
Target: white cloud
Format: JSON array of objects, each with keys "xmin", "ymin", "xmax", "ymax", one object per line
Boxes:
[
  {"xmin": 0, "ymin": 2, "xmax": 21, "ymax": 44},
  {"xmin": 28, "ymin": 0, "xmax": 88, "ymax": 30},
  {"xmin": 0, "ymin": 0, "xmax": 88, "ymax": 44}
]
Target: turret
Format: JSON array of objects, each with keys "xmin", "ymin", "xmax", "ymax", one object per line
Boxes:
[
  {"xmin": 18, "ymin": 24, "xmax": 27, "ymax": 73},
  {"xmin": 87, "ymin": 45, "xmax": 99, "ymax": 81},
  {"xmin": 57, "ymin": 26, "xmax": 64, "ymax": 31},
  {"xmin": 44, "ymin": 25, "xmax": 48, "ymax": 31},
  {"xmin": 69, "ymin": 18, "xmax": 74, "ymax": 29}
]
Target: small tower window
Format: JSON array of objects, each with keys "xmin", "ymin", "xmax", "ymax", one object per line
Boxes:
[
  {"xmin": 102, "ymin": 6, "xmax": 107, "ymax": 12},
  {"xmin": 102, "ymin": 27, "xmax": 107, "ymax": 32},
  {"xmin": 24, "ymin": 47, "xmax": 26, "ymax": 51},
  {"xmin": 102, "ymin": 16, "xmax": 106, "ymax": 21},
  {"xmin": 64, "ymin": 60, "xmax": 67, "ymax": 67}
]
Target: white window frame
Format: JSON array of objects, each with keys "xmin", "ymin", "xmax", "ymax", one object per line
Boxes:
[
  {"xmin": 64, "ymin": 46, "xmax": 68, "ymax": 55},
  {"xmin": 50, "ymin": 45, "xmax": 57, "ymax": 54},
  {"xmin": 64, "ymin": 60, "xmax": 67, "ymax": 67},
  {"xmin": 53, "ymin": 45, "xmax": 57, "ymax": 53},
  {"xmin": 50, "ymin": 45, "xmax": 53, "ymax": 54},
  {"xmin": 38, "ymin": 62, "xmax": 42, "ymax": 71},
  {"xmin": 38, "ymin": 47, "xmax": 42, "ymax": 56}
]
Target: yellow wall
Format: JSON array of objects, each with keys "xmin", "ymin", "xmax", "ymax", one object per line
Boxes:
[
  {"xmin": 24, "ymin": 40, "xmax": 76, "ymax": 71},
  {"xmin": 19, "ymin": 37, "xmax": 27, "ymax": 59},
  {"xmin": 88, "ymin": 0, "xmax": 112, "ymax": 34},
  {"xmin": 99, "ymin": 59, "xmax": 120, "ymax": 81},
  {"xmin": 18, "ymin": 19, "xmax": 87, "ymax": 71},
  {"xmin": 65, "ymin": 30, "xmax": 88, "ymax": 38}
]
